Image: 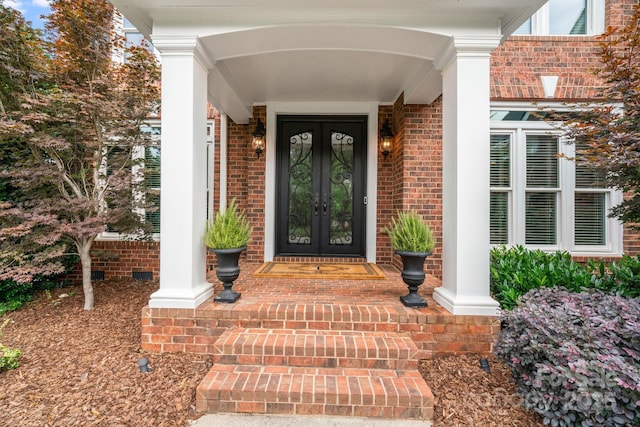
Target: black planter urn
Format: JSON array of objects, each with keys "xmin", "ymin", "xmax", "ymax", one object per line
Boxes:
[
  {"xmin": 396, "ymin": 250, "xmax": 431, "ymax": 308},
  {"xmin": 211, "ymin": 247, "xmax": 245, "ymax": 303}
]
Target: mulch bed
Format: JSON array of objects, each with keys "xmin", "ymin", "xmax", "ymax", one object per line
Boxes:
[{"xmin": 1, "ymin": 280, "xmax": 543, "ymax": 426}]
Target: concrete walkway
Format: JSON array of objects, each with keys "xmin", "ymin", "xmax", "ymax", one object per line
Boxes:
[{"xmin": 189, "ymin": 413, "xmax": 431, "ymax": 426}]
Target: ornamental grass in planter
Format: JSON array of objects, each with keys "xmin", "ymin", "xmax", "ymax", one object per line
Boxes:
[
  {"xmin": 385, "ymin": 211, "xmax": 435, "ymax": 307},
  {"xmin": 203, "ymin": 199, "xmax": 252, "ymax": 303}
]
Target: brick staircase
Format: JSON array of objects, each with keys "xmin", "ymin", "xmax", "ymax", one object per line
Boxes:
[{"xmin": 196, "ymin": 327, "xmax": 434, "ymax": 420}]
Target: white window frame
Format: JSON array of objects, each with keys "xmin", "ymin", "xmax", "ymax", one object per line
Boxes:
[
  {"xmin": 515, "ymin": 0, "xmax": 605, "ymax": 36},
  {"xmin": 206, "ymin": 121, "xmax": 215, "ymax": 222},
  {"xmin": 98, "ymin": 119, "xmax": 216, "ymax": 242},
  {"xmin": 490, "ymin": 102, "xmax": 623, "ymax": 257}
]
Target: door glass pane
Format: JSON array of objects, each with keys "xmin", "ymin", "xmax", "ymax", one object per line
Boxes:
[
  {"xmin": 288, "ymin": 132, "xmax": 313, "ymax": 244},
  {"xmin": 575, "ymin": 193, "xmax": 606, "ymax": 245},
  {"xmin": 329, "ymin": 131, "xmax": 354, "ymax": 246},
  {"xmin": 490, "ymin": 192, "xmax": 509, "ymax": 244},
  {"xmin": 526, "ymin": 192, "xmax": 557, "ymax": 245}
]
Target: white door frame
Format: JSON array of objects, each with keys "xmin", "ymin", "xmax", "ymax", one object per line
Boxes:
[{"xmin": 264, "ymin": 102, "xmax": 379, "ymax": 262}]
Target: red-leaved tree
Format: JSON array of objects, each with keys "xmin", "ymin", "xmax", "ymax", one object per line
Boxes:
[
  {"xmin": 0, "ymin": 0, "xmax": 160, "ymax": 309},
  {"xmin": 554, "ymin": 4, "xmax": 640, "ymax": 226}
]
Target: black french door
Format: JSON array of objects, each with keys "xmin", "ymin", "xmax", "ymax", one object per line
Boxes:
[{"xmin": 276, "ymin": 115, "xmax": 367, "ymax": 256}]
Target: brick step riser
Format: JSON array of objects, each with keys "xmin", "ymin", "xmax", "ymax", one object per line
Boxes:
[
  {"xmin": 216, "ymin": 319, "xmax": 433, "ymax": 333},
  {"xmin": 196, "ymin": 366, "xmax": 434, "ymax": 420},
  {"xmin": 214, "ymin": 354, "xmax": 418, "ymax": 370}
]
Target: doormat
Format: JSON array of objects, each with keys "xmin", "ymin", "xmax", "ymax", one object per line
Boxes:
[{"xmin": 253, "ymin": 262, "xmax": 386, "ymax": 279}]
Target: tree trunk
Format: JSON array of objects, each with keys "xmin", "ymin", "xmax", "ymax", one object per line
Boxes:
[{"xmin": 79, "ymin": 240, "xmax": 94, "ymax": 310}]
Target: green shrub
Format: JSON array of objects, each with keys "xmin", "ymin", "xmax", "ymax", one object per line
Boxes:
[
  {"xmin": 203, "ymin": 199, "xmax": 252, "ymax": 249},
  {"xmin": 490, "ymin": 246, "xmax": 640, "ymax": 310},
  {"xmin": 384, "ymin": 211, "xmax": 435, "ymax": 253},
  {"xmin": 0, "ymin": 280, "xmax": 34, "ymax": 316},
  {"xmin": 495, "ymin": 287, "xmax": 640, "ymax": 426},
  {"xmin": 0, "ymin": 319, "xmax": 21, "ymax": 371},
  {"xmin": 490, "ymin": 245, "xmax": 598, "ymax": 310},
  {"xmin": 590, "ymin": 255, "xmax": 640, "ymax": 298},
  {"xmin": 0, "ymin": 255, "xmax": 78, "ymax": 315}
]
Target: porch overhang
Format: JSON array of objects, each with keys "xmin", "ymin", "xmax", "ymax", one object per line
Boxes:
[
  {"xmin": 108, "ymin": 0, "xmax": 546, "ymax": 315},
  {"xmin": 111, "ymin": 0, "xmax": 545, "ymax": 123}
]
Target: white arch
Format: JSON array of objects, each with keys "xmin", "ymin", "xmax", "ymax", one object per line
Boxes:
[{"xmin": 200, "ymin": 24, "xmax": 451, "ymax": 62}]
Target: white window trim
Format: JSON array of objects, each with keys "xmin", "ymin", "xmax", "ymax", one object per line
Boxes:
[
  {"xmin": 490, "ymin": 102, "xmax": 623, "ymax": 256},
  {"xmin": 206, "ymin": 121, "xmax": 215, "ymax": 222},
  {"xmin": 516, "ymin": 0, "xmax": 605, "ymax": 36}
]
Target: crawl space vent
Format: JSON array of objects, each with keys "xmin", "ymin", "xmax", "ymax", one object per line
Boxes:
[{"xmin": 132, "ymin": 271, "xmax": 153, "ymax": 281}]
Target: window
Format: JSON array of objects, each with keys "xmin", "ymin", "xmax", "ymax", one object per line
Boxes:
[
  {"xmin": 490, "ymin": 134, "xmax": 511, "ymax": 243},
  {"xmin": 144, "ymin": 146, "xmax": 161, "ymax": 233},
  {"xmin": 99, "ymin": 122, "xmax": 161, "ymax": 239},
  {"xmin": 513, "ymin": 0, "xmax": 604, "ymax": 36},
  {"xmin": 120, "ymin": 15, "xmax": 154, "ymax": 63},
  {"xmin": 206, "ymin": 122, "xmax": 215, "ymax": 222},
  {"xmin": 574, "ymin": 140, "xmax": 608, "ymax": 246},
  {"xmin": 490, "ymin": 108, "xmax": 622, "ymax": 255},
  {"xmin": 99, "ymin": 120, "xmax": 216, "ymax": 240}
]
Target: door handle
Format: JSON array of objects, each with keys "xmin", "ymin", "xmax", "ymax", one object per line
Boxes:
[
  {"xmin": 322, "ymin": 193, "xmax": 327, "ymax": 216},
  {"xmin": 314, "ymin": 193, "xmax": 319, "ymax": 216}
]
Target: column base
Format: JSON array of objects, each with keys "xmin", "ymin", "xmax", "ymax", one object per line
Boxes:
[
  {"xmin": 148, "ymin": 282, "xmax": 214, "ymax": 309},
  {"xmin": 432, "ymin": 286, "xmax": 499, "ymax": 316}
]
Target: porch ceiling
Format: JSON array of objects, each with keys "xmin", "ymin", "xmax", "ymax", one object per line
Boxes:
[{"xmin": 110, "ymin": 0, "xmax": 546, "ymax": 123}]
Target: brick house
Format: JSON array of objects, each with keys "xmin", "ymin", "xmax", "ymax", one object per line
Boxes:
[
  {"xmin": 95, "ymin": 0, "xmax": 639, "ymax": 312},
  {"xmin": 90, "ymin": 0, "xmax": 639, "ymax": 419}
]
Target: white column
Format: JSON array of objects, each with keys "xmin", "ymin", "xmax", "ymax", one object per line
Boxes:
[
  {"xmin": 432, "ymin": 36, "xmax": 502, "ymax": 316},
  {"xmin": 149, "ymin": 37, "xmax": 213, "ymax": 308}
]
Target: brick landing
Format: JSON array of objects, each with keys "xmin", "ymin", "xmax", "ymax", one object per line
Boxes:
[{"xmin": 141, "ymin": 263, "xmax": 499, "ymax": 357}]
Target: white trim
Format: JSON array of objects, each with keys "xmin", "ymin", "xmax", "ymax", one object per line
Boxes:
[
  {"xmin": 148, "ymin": 283, "xmax": 213, "ymax": 309},
  {"xmin": 206, "ymin": 120, "xmax": 215, "ymax": 221},
  {"xmin": 433, "ymin": 287, "xmax": 500, "ymax": 316},
  {"xmin": 264, "ymin": 102, "xmax": 379, "ymax": 262},
  {"xmin": 220, "ymin": 113, "xmax": 228, "ymax": 211}
]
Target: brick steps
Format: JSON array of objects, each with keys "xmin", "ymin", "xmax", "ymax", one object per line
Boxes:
[
  {"xmin": 197, "ymin": 364, "xmax": 432, "ymax": 419},
  {"xmin": 213, "ymin": 328, "xmax": 423, "ymax": 370},
  {"xmin": 197, "ymin": 327, "xmax": 434, "ymax": 421}
]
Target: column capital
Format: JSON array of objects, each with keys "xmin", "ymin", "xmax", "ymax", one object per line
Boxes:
[
  {"xmin": 152, "ymin": 35, "xmax": 214, "ymax": 69},
  {"xmin": 434, "ymin": 35, "xmax": 503, "ymax": 71}
]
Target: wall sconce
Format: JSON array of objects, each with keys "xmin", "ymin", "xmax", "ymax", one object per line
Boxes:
[
  {"xmin": 379, "ymin": 119, "xmax": 394, "ymax": 160},
  {"xmin": 252, "ymin": 118, "xmax": 266, "ymax": 159}
]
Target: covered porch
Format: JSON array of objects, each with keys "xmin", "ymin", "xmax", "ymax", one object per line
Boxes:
[{"xmin": 110, "ymin": 0, "xmax": 546, "ymax": 317}]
